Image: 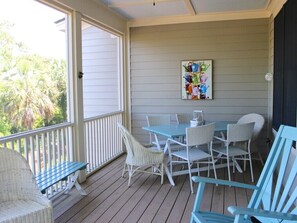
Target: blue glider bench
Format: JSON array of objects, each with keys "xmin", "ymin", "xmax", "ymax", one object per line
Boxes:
[{"xmin": 35, "ymin": 161, "xmax": 88, "ymax": 196}]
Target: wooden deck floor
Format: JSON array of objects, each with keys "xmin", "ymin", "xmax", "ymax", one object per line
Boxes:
[{"xmin": 53, "ymin": 155, "xmax": 263, "ymax": 223}]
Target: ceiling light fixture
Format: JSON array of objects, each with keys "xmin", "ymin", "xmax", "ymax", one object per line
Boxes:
[{"xmin": 153, "ymin": 0, "xmax": 156, "ymax": 6}]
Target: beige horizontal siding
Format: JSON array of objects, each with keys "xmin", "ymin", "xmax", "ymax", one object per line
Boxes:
[
  {"xmin": 130, "ymin": 18, "xmax": 269, "ymax": 146},
  {"xmin": 132, "ymin": 91, "xmax": 267, "ymax": 99}
]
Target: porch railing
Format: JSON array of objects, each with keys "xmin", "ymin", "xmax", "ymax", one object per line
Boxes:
[
  {"xmin": 0, "ymin": 111, "xmax": 124, "ymax": 196},
  {"xmin": 0, "ymin": 122, "xmax": 74, "ymax": 175},
  {"xmin": 84, "ymin": 111, "xmax": 124, "ymax": 174}
]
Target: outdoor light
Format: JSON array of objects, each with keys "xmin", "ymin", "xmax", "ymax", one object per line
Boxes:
[{"xmin": 265, "ymin": 73, "xmax": 273, "ymax": 81}]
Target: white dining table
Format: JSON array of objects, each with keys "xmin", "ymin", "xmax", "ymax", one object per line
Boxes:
[{"xmin": 142, "ymin": 121, "xmax": 241, "ymax": 186}]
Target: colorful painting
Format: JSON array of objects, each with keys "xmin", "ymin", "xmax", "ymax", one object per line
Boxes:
[{"xmin": 181, "ymin": 60, "xmax": 213, "ymax": 100}]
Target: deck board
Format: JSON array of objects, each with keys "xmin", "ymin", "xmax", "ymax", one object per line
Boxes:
[
  {"xmin": 123, "ymin": 177, "xmax": 163, "ymax": 222},
  {"xmin": 137, "ymin": 178, "xmax": 173, "ymax": 223},
  {"xmin": 211, "ymin": 168, "xmax": 225, "ymax": 214},
  {"xmin": 152, "ymin": 175, "xmax": 187, "ymax": 223},
  {"xmin": 53, "ymin": 155, "xmax": 263, "ymax": 223},
  {"xmin": 166, "ymin": 177, "xmax": 191, "ymax": 223}
]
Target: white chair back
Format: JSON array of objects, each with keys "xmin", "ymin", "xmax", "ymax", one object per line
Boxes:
[
  {"xmin": 186, "ymin": 123, "xmax": 215, "ymax": 146},
  {"xmin": 227, "ymin": 122, "xmax": 255, "ymax": 143},
  {"xmin": 175, "ymin": 113, "xmax": 191, "ymax": 124},
  {"xmin": 168, "ymin": 122, "xmax": 217, "ymax": 193},
  {"xmin": 146, "ymin": 115, "xmax": 171, "ymax": 148},
  {"xmin": 146, "ymin": 114, "xmax": 171, "ymax": 126},
  {"xmin": 117, "ymin": 123, "xmax": 134, "ymax": 155},
  {"xmin": 237, "ymin": 113, "xmax": 264, "ymax": 141}
]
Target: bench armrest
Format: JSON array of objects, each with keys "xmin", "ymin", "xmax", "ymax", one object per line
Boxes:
[
  {"xmin": 228, "ymin": 206, "xmax": 297, "ymax": 221},
  {"xmin": 192, "ymin": 176, "xmax": 258, "ymax": 190},
  {"xmin": 191, "ymin": 176, "xmax": 258, "ymax": 215}
]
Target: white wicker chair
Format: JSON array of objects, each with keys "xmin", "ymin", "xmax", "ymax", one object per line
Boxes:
[
  {"xmin": 0, "ymin": 148, "xmax": 53, "ymax": 223},
  {"xmin": 118, "ymin": 123, "xmax": 165, "ymax": 187}
]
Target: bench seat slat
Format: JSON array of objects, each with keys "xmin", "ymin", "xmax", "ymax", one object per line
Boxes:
[
  {"xmin": 36, "ymin": 164, "xmax": 83, "ymax": 184},
  {"xmin": 35, "ymin": 161, "xmax": 88, "ymax": 192},
  {"xmin": 35, "ymin": 162, "xmax": 85, "ymax": 180},
  {"xmin": 35, "ymin": 162, "xmax": 70, "ymax": 180},
  {"xmin": 36, "ymin": 162, "xmax": 86, "ymax": 185}
]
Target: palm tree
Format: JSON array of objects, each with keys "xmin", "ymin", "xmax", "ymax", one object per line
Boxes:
[
  {"xmin": 0, "ymin": 22, "xmax": 66, "ymax": 132},
  {"xmin": 1, "ymin": 56, "xmax": 55, "ymax": 130}
]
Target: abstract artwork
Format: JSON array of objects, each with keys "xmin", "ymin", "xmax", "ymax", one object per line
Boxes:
[{"xmin": 181, "ymin": 60, "xmax": 213, "ymax": 100}]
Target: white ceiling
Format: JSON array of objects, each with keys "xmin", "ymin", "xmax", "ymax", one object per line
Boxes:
[{"xmin": 98, "ymin": 0, "xmax": 271, "ymax": 21}]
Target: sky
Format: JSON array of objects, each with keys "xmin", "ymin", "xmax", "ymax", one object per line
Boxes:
[{"xmin": 0, "ymin": 0, "xmax": 66, "ymax": 59}]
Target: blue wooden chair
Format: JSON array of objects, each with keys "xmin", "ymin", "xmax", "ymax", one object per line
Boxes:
[{"xmin": 190, "ymin": 124, "xmax": 297, "ymax": 223}]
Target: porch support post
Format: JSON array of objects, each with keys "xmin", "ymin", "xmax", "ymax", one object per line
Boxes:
[{"xmin": 69, "ymin": 11, "xmax": 86, "ymax": 182}]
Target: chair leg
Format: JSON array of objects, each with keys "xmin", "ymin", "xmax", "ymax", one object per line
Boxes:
[
  {"xmin": 169, "ymin": 156, "xmax": 173, "ymax": 175},
  {"xmin": 190, "ymin": 215, "xmax": 195, "ymax": 223},
  {"xmin": 188, "ymin": 160, "xmax": 194, "ymax": 193},
  {"xmin": 207, "ymin": 158, "xmax": 210, "ymax": 177},
  {"xmin": 227, "ymin": 156, "xmax": 231, "ymax": 182},
  {"xmin": 216, "ymin": 153, "xmax": 223, "ymax": 164},
  {"xmin": 257, "ymin": 151, "xmax": 264, "ymax": 165},
  {"xmin": 122, "ymin": 163, "xmax": 127, "ymax": 177},
  {"xmin": 232, "ymin": 157, "xmax": 235, "ymax": 173},
  {"xmin": 248, "ymin": 154, "xmax": 254, "ymax": 182},
  {"xmin": 211, "ymin": 157, "xmax": 217, "ymax": 180},
  {"xmin": 160, "ymin": 163, "xmax": 164, "ymax": 184},
  {"xmin": 127, "ymin": 164, "xmax": 134, "ymax": 187}
]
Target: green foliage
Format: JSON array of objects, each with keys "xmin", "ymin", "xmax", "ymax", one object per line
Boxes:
[
  {"xmin": 0, "ymin": 20, "xmax": 67, "ymax": 135},
  {"xmin": 0, "ymin": 110, "xmax": 11, "ymax": 137},
  {"xmin": 0, "ymin": 21, "xmax": 17, "ymax": 74}
]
